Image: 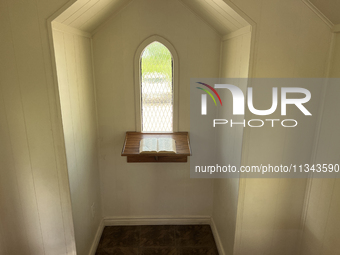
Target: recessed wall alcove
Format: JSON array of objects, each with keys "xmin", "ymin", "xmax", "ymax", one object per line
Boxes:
[{"xmin": 48, "ymin": 0, "xmax": 253, "ymax": 254}]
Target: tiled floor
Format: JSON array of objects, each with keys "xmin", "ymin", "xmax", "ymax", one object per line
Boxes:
[{"xmin": 96, "ymin": 225, "xmax": 219, "ymax": 255}]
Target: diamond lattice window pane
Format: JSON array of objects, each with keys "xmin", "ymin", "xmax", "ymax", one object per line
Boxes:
[{"xmin": 141, "ymin": 42, "xmax": 173, "ymax": 132}]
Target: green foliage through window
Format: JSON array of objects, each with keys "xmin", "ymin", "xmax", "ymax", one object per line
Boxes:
[{"xmin": 140, "ymin": 41, "xmax": 173, "ymax": 132}]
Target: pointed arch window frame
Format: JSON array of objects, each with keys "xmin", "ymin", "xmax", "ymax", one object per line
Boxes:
[{"xmin": 134, "ymin": 35, "xmax": 179, "ymax": 132}]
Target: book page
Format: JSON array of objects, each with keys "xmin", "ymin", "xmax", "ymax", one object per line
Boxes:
[
  {"xmin": 157, "ymin": 138, "xmax": 176, "ymax": 153},
  {"xmin": 139, "ymin": 138, "xmax": 158, "ymax": 153}
]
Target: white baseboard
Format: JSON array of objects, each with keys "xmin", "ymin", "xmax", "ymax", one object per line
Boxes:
[
  {"xmin": 211, "ymin": 218, "xmax": 226, "ymax": 255},
  {"xmin": 103, "ymin": 216, "xmax": 211, "ymax": 226},
  {"xmin": 89, "ymin": 219, "xmax": 104, "ymax": 255}
]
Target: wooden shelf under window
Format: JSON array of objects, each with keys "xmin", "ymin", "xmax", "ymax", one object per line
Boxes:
[{"xmin": 121, "ymin": 132, "xmax": 191, "ymax": 163}]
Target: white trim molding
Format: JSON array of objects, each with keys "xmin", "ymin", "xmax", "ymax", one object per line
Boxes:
[
  {"xmin": 333, "ymin": 24, "xmax": 340, "ymax": 33},
  {"xmin": 89, "ymin": 219, "xmax": 105, "ymax": 255},
  {"xmin": 210, "ymin": 218, "xmax": 226, "ymax": 255},
  {"xmin": 301, "ymin": 0, "xmax": 333, "ymax": 28},
  {"xmin": 51, "ymin": 21, "xmax": 92, "ymax": 38},
  {"xmin": 223, "ymin": 26, "xmax": 252, "ymax": 41},
  {"xmin": 133, "ymin": 35, "xmax": 179, "ymax": 132}
]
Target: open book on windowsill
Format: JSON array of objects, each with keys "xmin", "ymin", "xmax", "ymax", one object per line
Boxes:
[{"xmin": 139, "ymin": 138, "xmax": 177, "ymax": 154}]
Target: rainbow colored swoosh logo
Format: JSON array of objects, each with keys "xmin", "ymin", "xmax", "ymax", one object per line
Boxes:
[{"xmin": 196, "ymin": 82, "xmax": 222, "ymax": 106}]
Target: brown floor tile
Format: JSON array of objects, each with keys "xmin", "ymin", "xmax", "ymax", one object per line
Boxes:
[
  {"xmin": 175, "ymin": 225, "xmax": 215, "ymax": 247},
  {"xmin": 98, "ymin": 226, "xmax": 140, "ymax": 249},
  {"xmin": 95, "ymin": 225, "xmax": 219, "ymax": 255},
  {"xmin": 140, "ymin": 247, "xmax": 179, "ymax": 254},
  {"xmin": 140, "ymin": 225, "xmax": 175, "ymax": 247},
  {"xmin": 179, "ymin": 247, "xmax": 219, "ymax": 255},
  {"xmin": 95, "ymin": 247, "xmax": 139, "ymax": 255}
]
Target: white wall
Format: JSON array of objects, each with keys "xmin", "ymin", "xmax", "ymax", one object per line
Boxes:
[
  {"xmin": 52, "ymin": 25, "xmax": 102, "ymax": 255},
  {"xmin": 299, "ymin": 32, "xmax": 340, "ymax": 255},
  {"xmin": 228, "ymin": 0, "xmax": 333, "ymax": 254},
  {"xmin": 0, "ymin": 0, "xmax": 77, "ymax": 254},
  {"xmin": 0, "ymin": 1, "xmax": 336, "ymax": 255},
  {"xmin": 212, "ymin": 29, "xmax": 251, "ymax": 255},
  {"xmin": 92, "ymin": 0, "xmax": 221, "ymax": 219}
]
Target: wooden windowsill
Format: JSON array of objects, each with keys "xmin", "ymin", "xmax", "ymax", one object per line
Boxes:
[{"xmin": 121, "ymin": 132, "xmax": 191, "ymax": 163}]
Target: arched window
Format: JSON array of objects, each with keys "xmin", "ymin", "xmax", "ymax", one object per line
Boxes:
[{"xmin": 140, "ymin": 41, "xmax": 173, "ymax": 132}]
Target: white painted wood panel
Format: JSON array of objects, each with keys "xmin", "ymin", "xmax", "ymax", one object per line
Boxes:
[
  {"xmin": 212, "ymin": 30, "xmax": 251, "ymax": 255},
  {"xmin": 55, "ymin": 0, "xmax": 248, "ymax": 35},
  {"xmin": 52, "ymin": 26, "xmax": 102, "ymax": 255},
  {"xmin": 229, "ymin": 0, "xmax": 333, "ymax": 255},
  {"xmin": 299, "ymin": 34, "xmax": 340, "ymax": 255},
  {"xmin": 309, "ymin": 0, "xmax": 340, "ymax": 24},
  {"xmin": 54, "ymin": 0, "xmax": 132, "ymax": 33},
  {"xmin": 0, "ymin": 1, "xmax": 336, "ymax": 255},
  {"xmin": 92, "ymin": 0, "xmax": 220, "ymax": 219},
  {"xmin": 180, "ymin": 0, "xmax": 248, "ymax": 35},
  {"xmin": 0, "ymin": 0, "xmax": 77, "ymax": 254}
]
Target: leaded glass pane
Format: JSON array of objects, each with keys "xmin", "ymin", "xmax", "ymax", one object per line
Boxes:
[{"xmin": 141, "ymin": 42, "xmax": 173, "ymax": 132}]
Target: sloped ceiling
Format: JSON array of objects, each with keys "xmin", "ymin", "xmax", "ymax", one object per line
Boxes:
[
  {"xmin": 53, "ymin": 0, "xmax": 249, "ymax": 35},
  {"xmin": 54, "ymin": 0, "xmax": 133, "ymax": 33},
  {"xmin": 309, "ymin": 0, "xmax": 340, "ymax": 24},
  {"xmin": 180, "ymin": 0, "xmax": 248, "ymax": 35}
]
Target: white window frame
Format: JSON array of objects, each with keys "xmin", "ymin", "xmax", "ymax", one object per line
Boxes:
[{"xmin": 134, "ymin": 35, "xmax": 179, "ymax": 132}]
